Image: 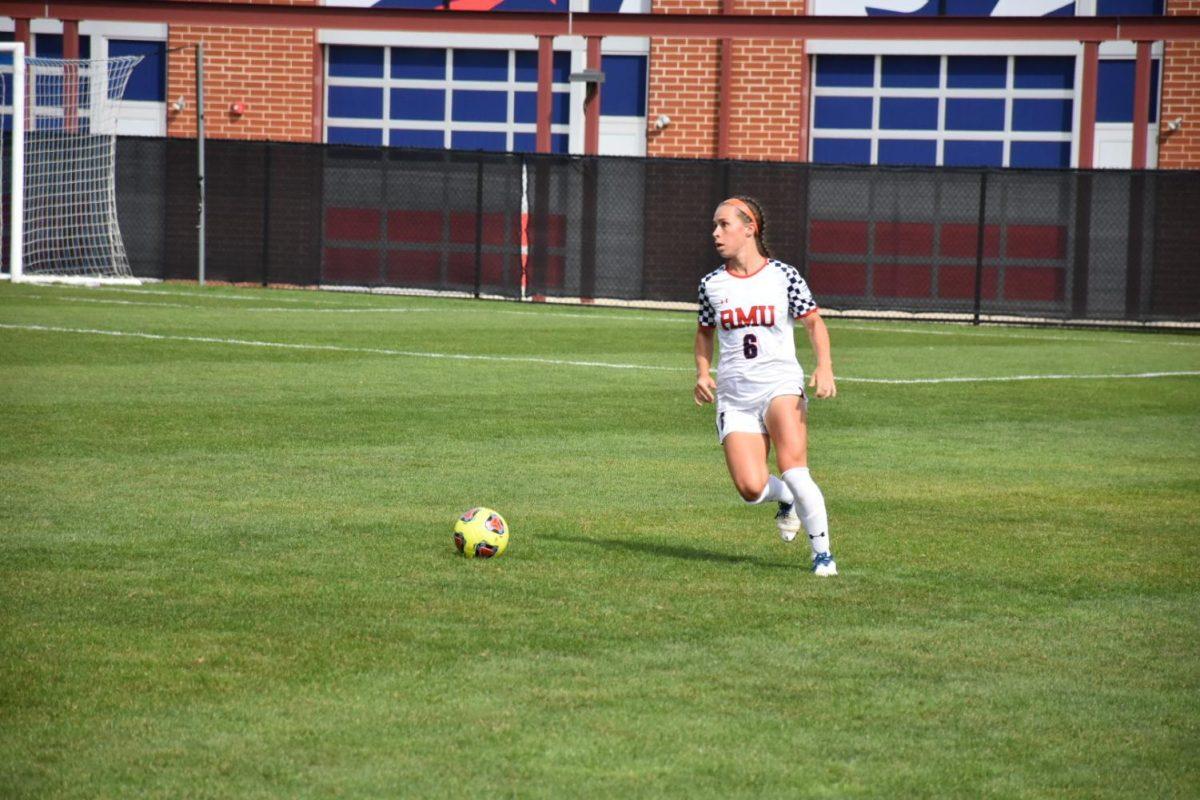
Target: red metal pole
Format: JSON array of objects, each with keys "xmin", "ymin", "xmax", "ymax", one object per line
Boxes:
[
  {"xmin": 718, "ymin": 37, "xmax": 732, "ymax": 158},
  {"xmin": 797, "ymin": 40, "xmax": 811, "ymax": 162},
  {"xmin": 13, "ymin": 18, "xmax": 29, "ymax": 141},
  {"xmin": 717, "ymin": 0, "xmax": 735, "ymax": 159},
  {"xmin": 14, "ymin": 18, "xmax": 30, "ymax": 50},
  {"xmin": 536, "ymin": 35, "xmax": 552, "ymax": 154},
  {"xmin": 63, "ymin": 18, "xmax": 79, "ymax": 134},
  {"xmin": 63, "ymin": 19, "xmax": 79, "ymax": 58},
  {"xmin": 312, "ymin": 36, "xmax": 324, "ymax": 143},
  {"xmin": 1077, "ymin": 40, "xmax": 1099, "ymax": 169},
  {"xmin": 1131, "ymin": 40, "xmax": 1152, "ymax": 170},
  {"xmin": 584, "ymin": 36, "xmax": 601, "ymax": 156}
]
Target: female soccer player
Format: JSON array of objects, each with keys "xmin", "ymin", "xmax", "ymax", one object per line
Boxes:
[{"xmin": 694, "ymin": 196, "xmax": 838, "ymax": 576}]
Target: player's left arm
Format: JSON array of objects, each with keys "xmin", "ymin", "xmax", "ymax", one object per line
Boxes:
[{"xmin": 801, "ymin": 312, "xmax": 837, "ymax": 399}]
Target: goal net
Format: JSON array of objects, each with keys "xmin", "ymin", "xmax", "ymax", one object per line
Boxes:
[{"xmin": 2, "ymin": 44, "xmax": 144, "ymax": 284}]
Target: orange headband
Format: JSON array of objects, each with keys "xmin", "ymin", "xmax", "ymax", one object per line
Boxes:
[{"xmin": 720, "ymin": 198, "xmax": 759, "ymax": 233}]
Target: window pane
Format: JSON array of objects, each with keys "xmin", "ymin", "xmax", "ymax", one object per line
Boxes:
[
  {"xmin": 328, "ymin": 86, "xmax": 384, "ymax": 119},
  {"xmin": 601, "ymin": 55, "xmax": 647, "ymax": 117},
  {"xmin": 1013, "ymin": 56, "xmax": 1074, "ymax": 90},
  {"xmin": 1010, "ymin": 141, "xmax": 1071, "ymax": 168},
  {"xmin": 513, "ymin": 133, "xmax": 569, "ymax": 154},
  {"xmin": 1150, "ymin": 59, "xmax": 1160, "ymax": 123},
  {"xmin": 814, "ymin": 97, "xmax": 873, "ymax": 129},
  {"xmin": 878, "ymin": 139, "xmax": 937, "ymax": 166},
  {"xmin": 514, "ymin": 92, "xmax": 568, "ymax": 125},
  {"xmin": 453, "ymin": 50, "xmax": 508, "ymax": 82},
  {"xmin": 879, "ymin": 97, "xmax": 938, "ymax": 131},
  {"xmin": 815, "ymin": 55, "xmax": 874, "ymax": 88},
  {"xmin": 1097, "ymin": 59, "xmax": 1161, "ymax": 123},
  {"xmin": 451, "ymin": 90, "xmax": 507, "ymax": 123},
  {"xmin": 1098, "ymin": 60, "xmax": 1134, "ymax": 123},
  {"xmin": 451, "ymin": 130, "xmax": 507, "ymax": 151},
  {"xmin": 391, "ymin": 47, "xmax": 444, "ymax": 80},
  {"xmin": 33, "ymin": 115, "xmax": 67, "ymax": 131},
  {"xmin": 881, "ymin": 56, "xmax": 939, "ymax": 89},
  {"xmin": 390, "ymin": 129, "xmax": 444, "ymax": 148},
  {"xmin": 34, "ymin": 34, "xmax": 92, "ymax": 59},
  {"xmin": 947, "ymin": 56, "xmax": 1007, "ymax": 89},
  {"xmin": 329, "ymin": 46, "xmax": 384, "ymax": 79},
  {"xmin": 943, "ymin": 140, "xmax": 1003, "ymax": 167},
  {"xmin": 945, "ymin": 98, "xmax": 1005, "ymax": 131},
  {"xmin": 109, "ymin": 40, "xmax": 166, "ymax": 102},
  {"xmin": 514, "ymin": 50, "xmax": 570, "ymax": 84},
  {"xmin": 390, "ymin": 88, "xmax": 444, "ymax": 121},
  {"xmin": 1012, "ymin": 98, "xmax": 1073, "ymax": 132},
  {"xmin": 812, "ymin": 138, "xmax": 871, "ymax": 165},
  {"xmin": 328, "ymin": 126, "xmax": 382, "ymax": 146}
]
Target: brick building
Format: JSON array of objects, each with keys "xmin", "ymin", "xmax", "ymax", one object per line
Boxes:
[{"xmin": 2, "ymin": 0, "xmax": 1197, "ymax": 167}]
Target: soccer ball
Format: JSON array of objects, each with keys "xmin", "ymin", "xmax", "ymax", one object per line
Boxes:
[{"xmin": 453, "ymin": 507, "xmax": 509, "ymax": 559}]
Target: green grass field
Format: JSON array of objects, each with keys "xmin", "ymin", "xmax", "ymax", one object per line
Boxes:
[{"xmin": 1, "ymin": 280, "xmax": 1198, "ymax": 799}]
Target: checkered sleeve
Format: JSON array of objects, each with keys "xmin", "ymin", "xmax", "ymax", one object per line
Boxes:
[
  {"xmin": 785, "ymin": 265, "xmax": 818, "ymax": 319},
  {"xmin": 697, "ymin": 276, "xmax": 716, "ymax": 327}
]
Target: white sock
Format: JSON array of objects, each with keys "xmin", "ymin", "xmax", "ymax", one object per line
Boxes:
[
  {"xmin": 781, "ymin": 467, "xmax": 830, "ymax": 556},
  {"xmin": 746, "ymin": 475, "xmax": 795, "ymax": 506}
]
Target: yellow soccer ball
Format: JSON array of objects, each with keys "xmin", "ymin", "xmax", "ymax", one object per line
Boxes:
[{"xmin": 453, "ymin": 507, "xmax": 509, "ymax": 559}]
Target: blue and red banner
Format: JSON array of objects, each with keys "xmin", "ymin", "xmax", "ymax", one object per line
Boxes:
[
  {"xmin": 810, "ymin": 1, "xmax": 1076, "ymax": 16},
  {"xmin": 323, "ymin": 0, "xmax": 630, "ymax": 13}
]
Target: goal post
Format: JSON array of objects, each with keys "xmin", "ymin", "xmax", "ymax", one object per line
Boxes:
[
  {"xmin": 1, "ymin": 43, "xmax": 144, "ymax": 285},
  {"xmin": 2, "ymin": 42, "xmax": 25, "ymax": 282}
]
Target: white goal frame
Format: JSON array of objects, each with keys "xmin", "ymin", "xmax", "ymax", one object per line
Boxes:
[
  {"xmin": 2, "ymin": 42, "xmax": 26, "ymax": 282},
  {"xmin": 1, "ymin": 42, "xmax": 144, "ymax": 285}
]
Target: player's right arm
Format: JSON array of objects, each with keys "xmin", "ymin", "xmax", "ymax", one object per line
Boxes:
[{"xmin": 694, "ymin": 325, "xmax": 717, "ymax": 405}]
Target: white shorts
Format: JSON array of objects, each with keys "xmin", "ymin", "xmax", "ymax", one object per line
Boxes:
[{"xmin": 715, "ymin": 383, "xmax": 807, "ymax": 444}]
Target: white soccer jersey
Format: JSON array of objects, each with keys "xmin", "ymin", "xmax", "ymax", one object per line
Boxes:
[{"xmin": 698, "ymin": 259, "xmax": 818, "ymax": 406}]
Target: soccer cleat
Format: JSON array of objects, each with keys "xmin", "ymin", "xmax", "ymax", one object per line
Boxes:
[
  {"xmin": 811, "ymin": 552, "xmax": 838, "ymax": 577},
  {"xmin": 775, "ymin": 502, "xmax": 801, "ymax": 542}
]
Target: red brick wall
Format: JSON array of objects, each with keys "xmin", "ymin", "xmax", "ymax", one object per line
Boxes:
[
  {"xmin": 730, "ymin": 1, "xmax": 807, "ymax": 162},
  {"xmin": 647, "ymin": 0, "xmax": 722, "ymax": 159},
  {"xmin": 1160, "ymin": 0, "xmax": 1200, "ymax": 168},
  {"xmin": 648, "ymin": 0, "xmax": 809, "ymax": 161},
  {"xmin": 166, "ymin": 0, "xmax": 317, "ymax": 142}
]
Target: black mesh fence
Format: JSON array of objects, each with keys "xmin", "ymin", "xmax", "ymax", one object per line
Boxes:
[
  {"xmin": 105, "ymin": 136, "xmax": 1200, "ymax": 325},
  {"xmin": 117, "ymin": 138, "xmax": 524, "ymax": 295}
]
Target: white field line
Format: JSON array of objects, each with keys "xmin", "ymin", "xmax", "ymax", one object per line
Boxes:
[
  {"xmin": 12, "ymin": 289, "xmax": 674, "ymax": 320},
  {"xmin": 0, "ymin": 323, "xmax": 684, "ymax": 372},
  {"xmin": 64, "ymin": 286, "xmax": 314, "ymax": 302},
  {"xmin": 16, "ymin": 294, "xmax": 440, "ymax": 313},
  {"xmin": 12, "ymin": 284, "xmax": 1200, "ymax": 347},
  {"xmin": 843, "ymin": 371, "xmax": 1200, "ymax": 384},
  {"xmin": 831, "ymin": 322, "xmax": 1200, "ymax": 348},
  {"xmin": 2, "ymin": 322, "xmax": 1199, "ymax": 384},
  {"xmin": 24, "ymin": 295, "xmax": 195, "ymax": 309}
]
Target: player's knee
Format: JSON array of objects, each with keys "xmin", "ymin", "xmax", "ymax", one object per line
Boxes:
[
  {"xmin": 736, "ymin": 478, "xmax": 767, "ymax": 504},
  {"xmin": 776, "ymin": 447, "xmax": 806, "ymax": 473}
]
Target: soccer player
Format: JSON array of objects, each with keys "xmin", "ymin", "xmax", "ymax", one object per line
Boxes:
[{"xmin": 694, "ymin": 196, "xmax": 839, "ymax": 576}]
